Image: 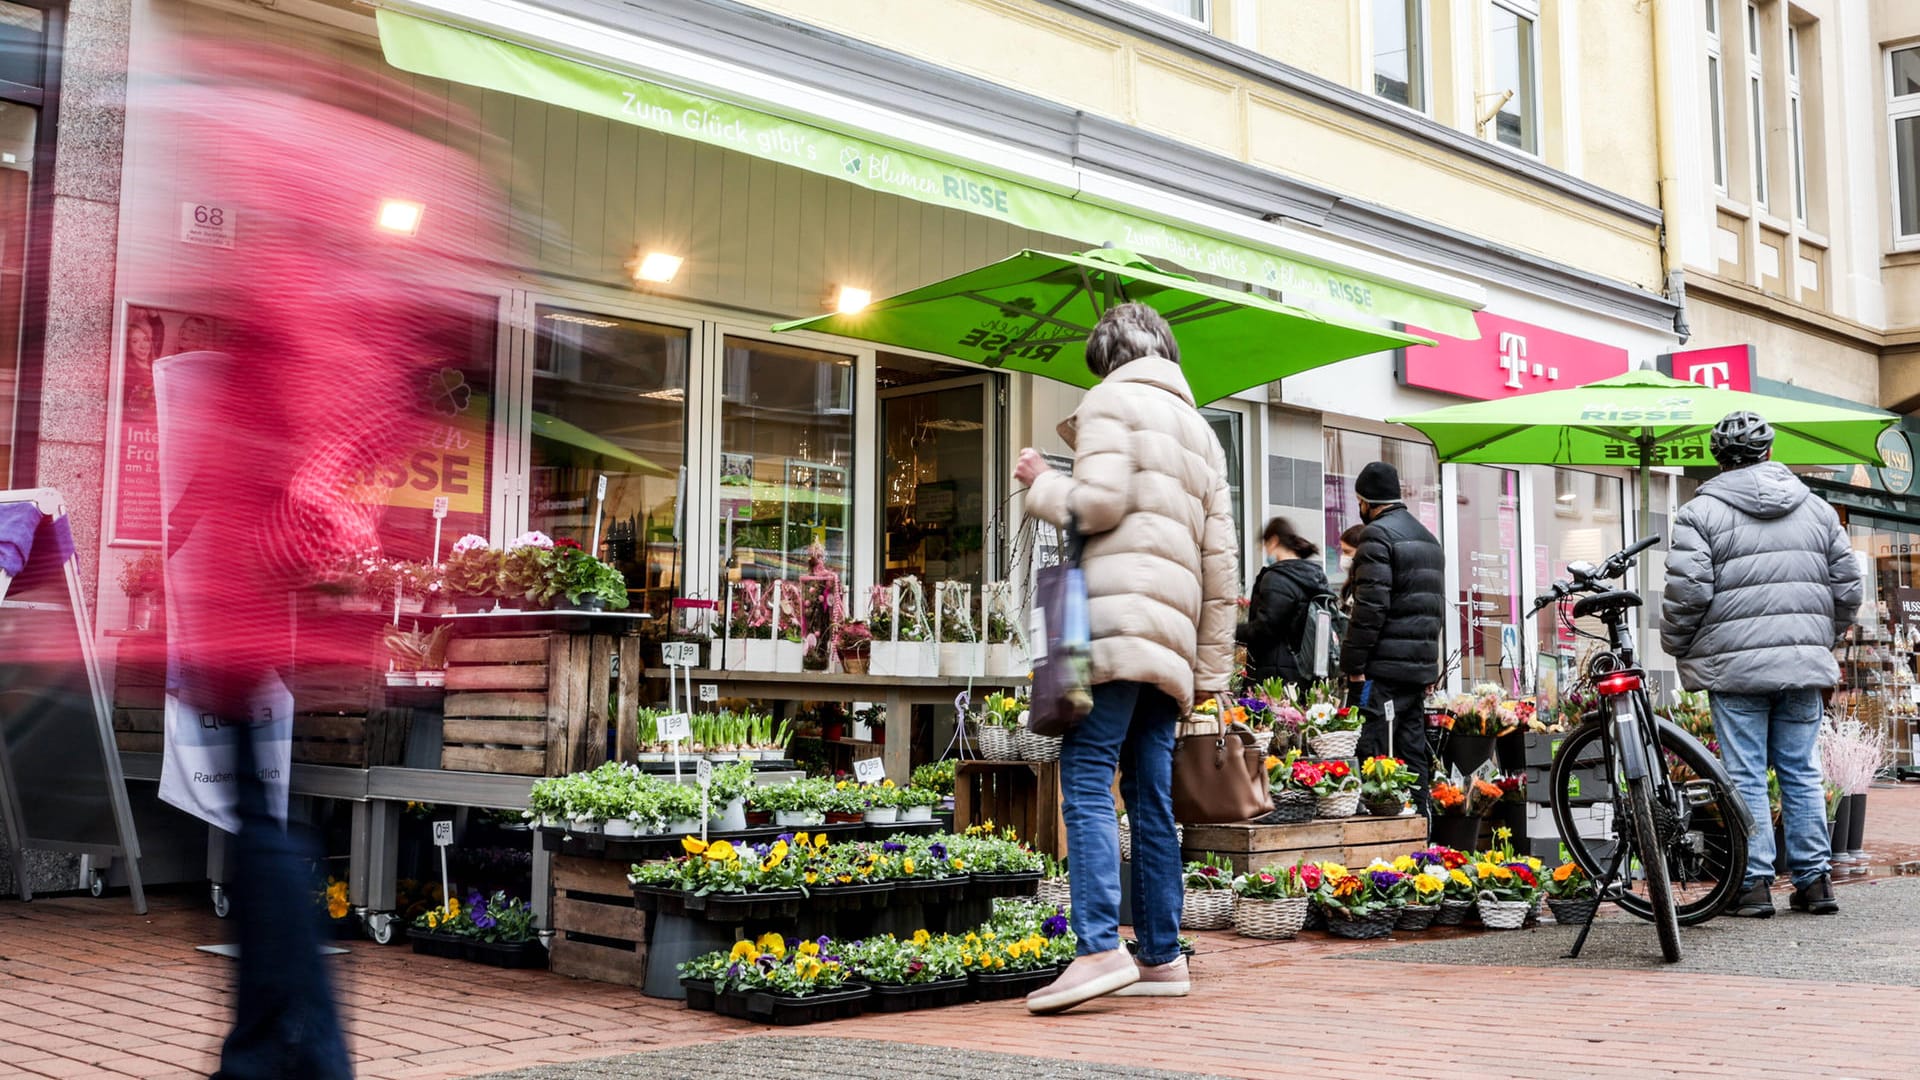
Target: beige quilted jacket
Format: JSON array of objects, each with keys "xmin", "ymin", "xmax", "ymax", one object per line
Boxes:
[{"xmin": 1024, "ymin": 357, "xmax": 1239, "ymax": 706}]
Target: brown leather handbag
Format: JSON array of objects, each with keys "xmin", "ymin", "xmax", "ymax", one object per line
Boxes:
[{"xmin": 1171, "ymin": 715, "xmax": 1275, "ymax": 824}]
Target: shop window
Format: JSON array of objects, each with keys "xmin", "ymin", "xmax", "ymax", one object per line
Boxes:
[
  {"xmin": 1838, "ymin": 514, "xmax": 1918, "ymax": 749},
  {"xmin": 530, "ymin": 307, "xmax": 688, "ymax": 617},
  {"xmin": 0, "ymin": 0, "xmax": 45, "ymax": 488},
  {"xmin": 1706, "ymin": 1, "xmax": 1728, "ymax": 192},
  {"xmin": 1322, "ymin": 427, "xmax": 1440, "ymax": 591},
  {"xmin": 1372, "ymin": 0, "xmax": 1427, "ymax": 113},
  {"xmin": 878, "ymin": 353, "xmax": 989, "ymax": 589},
  {"xmin": 374, "ymin": 295, "xmax": 497, "ymax": 562},
  {"xmin": 719, "ymin": 336, "xmax": 854, "ymax": 587},
  {"xmin": 1532, "ymin": 467, "xmax": 1626, "ymax": 699},
  {"xmin": 1202, "ymin": 406, "xmax": 1246, "ymax": 560},
  {"xmin": 1456, "ymin": 464, "xmax": 1521, "ymax": 689},
  {"xmin": 1488, "ymin": 0, "xmax": 1540, "ymax": 154},
  {"xmin": 1890, "ymin": 45, "xmax": 1920, "ymax": 246}
]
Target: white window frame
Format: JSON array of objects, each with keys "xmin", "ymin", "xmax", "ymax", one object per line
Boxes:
[
  {"xmin": 1487, "ymin": 0, "xmax": 1543, "ymax": 156},
  {"xmin": 1370, "ymin": 0, "xmax": 1432, "ymax": 117},
  {"xmin": 1787, "ymin": 24, "xmax": 1806, "ymax": 223},
  {"xmin": 1706, "ymin": 1, "xmax": 1728, "ymax": 193},
  {"xmin": 1890, "ymin": 44, "xmax": 1920, "ymax": 250},
  {"xmin": 1120, "ymin": 0, "xmax": 1210, "ymax": 28},
  {"xmin": 1746, "ymin": 2, "xmax": 1768, "ymax": 210}
]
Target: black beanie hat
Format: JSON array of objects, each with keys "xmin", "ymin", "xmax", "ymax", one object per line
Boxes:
[{"xmin": 1355, "ymin": 461, "xmax": 1402, "ymax": 503}]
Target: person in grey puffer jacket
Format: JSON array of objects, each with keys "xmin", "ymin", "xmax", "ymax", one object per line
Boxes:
[{"xmin": 1661, "ymin": 410, "xmax": 1861, "ymax": 919}]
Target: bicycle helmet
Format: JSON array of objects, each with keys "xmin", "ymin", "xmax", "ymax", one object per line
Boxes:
[{"xmin": 1709, "ymin": 410, "xmax": 1774, "ymax": 466}]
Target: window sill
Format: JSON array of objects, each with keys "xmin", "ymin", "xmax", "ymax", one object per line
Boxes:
[
  {"xmin": 1884, "ymin": 247, "xmax": 1920, "ymax": 268},
  {"xmin": 1715, "ymin": 196, "xmax": 1751, "ymax": 219},
  {"xmin": 1796, "ymin": 229, "xmax": 1831, "ymax": 250}
]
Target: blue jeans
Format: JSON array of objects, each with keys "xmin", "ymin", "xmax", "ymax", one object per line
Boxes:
[
  {"xmin": 1060, "ymin": 680, "xmax": 1182, "ymax": 966},
  {"xmin": 1710, "ymin": 689, "xmax": 1830, "ymax": 890}
]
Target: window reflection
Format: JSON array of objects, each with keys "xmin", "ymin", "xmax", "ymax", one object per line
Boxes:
[{"xmin": 719, "ymin": 337, "xmax": 854, "ymax": 584}]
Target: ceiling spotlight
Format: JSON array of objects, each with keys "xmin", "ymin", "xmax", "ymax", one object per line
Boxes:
[
  {"xmin": 634, "ymin": 251, "xmax": 683, "ymax": 283},
  {"xmin": 376, "ymin": 199, "xmax": 425, "ymax": 236},
  {"xmin": 836, "ymin": 286, "xmax": 872, "ymax": 315}
]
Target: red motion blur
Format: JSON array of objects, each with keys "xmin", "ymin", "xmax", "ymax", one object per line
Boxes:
[{"xmin": 135, "ymin": 42, "xmax": 504, "ymax": 718}]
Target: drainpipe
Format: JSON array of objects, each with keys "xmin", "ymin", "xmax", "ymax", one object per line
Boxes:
[{"xmin": 1649, "ymin": 0, "xmax": 1691, "ymax": 343}]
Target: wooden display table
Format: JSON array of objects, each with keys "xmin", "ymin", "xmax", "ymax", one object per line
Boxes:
[{"xmin": 1181, "ymin": 816, "xmax": 1430, "ymax": 873}]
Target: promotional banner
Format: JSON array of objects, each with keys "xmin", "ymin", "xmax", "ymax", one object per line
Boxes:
[
  {"xmin": 374, "ymin": 9, "xmax": 1476, "ymax": 338},
  {"xmin": 153, "ymin": 351, "xmax": 293, "ymax": 833}
]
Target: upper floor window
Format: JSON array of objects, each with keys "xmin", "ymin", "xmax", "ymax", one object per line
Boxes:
[
  {"xmin": 1123, "ymin": 0, "xmax": 1209, "ymax": 26},
  {"xmin": 1373, "ymin": 0, "xmax": 1427, "ymax": 113},
  {"xmin": 1488, "ymin": 0, "xmax": 1540, "ymax": 154},
  {"xmin": 1706, "ymin": 2, "xmax": 1728, "ymax": 192},
  {"xmin": 1891, "ymin": 45, "xmax": 1920, "ymax": 246},
  {"xmin": 1746, "ymin": 2, "xmax": 1768, "ymax": 209},
  {"xmin": 1787, "ymin": 25, "xmax": 1806, "ymax": 223}
]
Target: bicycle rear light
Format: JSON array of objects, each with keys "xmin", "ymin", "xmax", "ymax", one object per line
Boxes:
[{"xmin": 1595, "ymin": 671, "xmax": 1642, "ymax": 695}]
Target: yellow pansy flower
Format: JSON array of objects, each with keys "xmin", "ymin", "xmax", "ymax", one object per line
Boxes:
[
  {"xmin": 912, "ymin": 929, "xmax": 931, "ymax": 946},
  {"xmin": 799, "ymin": 940, "xmax": 821, "ymax": 957},
  {"xmin": 804, "ymin": 871, "xmax": 818, "ymax": 884},
  {"xmin": 729, "ymin": 940, "xmax": 759, "ymax": 962},
  {"xmin": 902, "ymin": 857, "xmax": 917, "ymax": 875},
  {"xmin": 682, "ymin": 836, "xmax": 708, "ymax": 856},
  {"xmin": 756, "ymin": 932, "xmax": 787, "ymax": 958},
  {"xmin": 814, "ymin": 834, "xmax": 829, "ymax": 850},
  {"xmin": 706, "ymin": 840, "xmax": 738, "ymax": 862}
]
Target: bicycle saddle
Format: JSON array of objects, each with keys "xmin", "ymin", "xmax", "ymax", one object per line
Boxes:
[{"xmin": 1572, "ymin": 590, "xmax": 1643, "ymax": 619}]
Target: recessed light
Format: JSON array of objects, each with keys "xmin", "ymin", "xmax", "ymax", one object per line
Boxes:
[
  {"xmin": 638, "ymin": 387, "xmax": 685, "ymax": 401},
  {"xmin": 634, "ymin": 252, "xmax": 683, "ymax": 283},
  {"xmin": 835, "ymin": 286, "xmax": 872, "ymax": 315},
  {"xmin": 376, "ymin": 199, "xmax": 424, "ymax": 236},
  {"xmin": 543, "ymin": 312, "xmax": 620, "ymax": 328}
]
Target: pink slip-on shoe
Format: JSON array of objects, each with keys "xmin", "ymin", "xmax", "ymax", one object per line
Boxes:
[
  {"xmin": 1025, "ymin": 949, "xmax": 1140, "ymax": 1014},
  {"xmin": 1111, "ymin": 954, "xmax": 1189, "ymax": 997}
]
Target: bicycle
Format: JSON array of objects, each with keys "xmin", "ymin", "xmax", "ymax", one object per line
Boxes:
[{"xmin": 1527, "ymin": 536, "xmax": 1753, "ymax": 963}]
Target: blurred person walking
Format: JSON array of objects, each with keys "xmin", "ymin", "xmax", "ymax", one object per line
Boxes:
[
  {"xmin": 1341, "ymin": 463, "xmax": 1444, "ymax": 818},
  {"xmin": 1661, "ymin": 411, "xmax": 1861, "ymax": 918},
  {"xmin": 1238, "ymin": 516, "xmax": 1332, "ymax": 692},
  {"xmin": 1014, "ymin": 303, "xmax": 1238, "ymax": 1014}
]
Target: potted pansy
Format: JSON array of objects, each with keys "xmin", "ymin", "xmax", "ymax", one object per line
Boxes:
[
  {"xmin": 861, "ymin": 779, "xmax": 902, "ymax": 825},
  {"xmin": 1179, "ymin": 853, "xmax": 1235, "ymax": 931},
  {"xmin": 1231, "ymin": 863, "xmax": 1312, "ymax": 940},
  {"xmin": 845, "ymin": 929, "xmax": 972, "ymax": 1013},
  {"xmin": 895, "ymin": 786, "xmax": 939, "ymax": 823}
]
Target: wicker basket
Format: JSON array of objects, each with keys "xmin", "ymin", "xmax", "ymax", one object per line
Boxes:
[
  {"xmin": 1363, "ymin": 797, "xmax": 1410, "ymax": 817},
  {"xmin": 1308, "ymin": 730, "xmax": 1361, "ymax": 759},
  {"xmin": 1435, "ymin": 898, "xmax": 1475, "ymax": 926},
  {"xmin": 1396, "ymin": 903, "xmax": 1440, "ymax": 931},
  {"xmin": 1232, "ymin": 895, "xmax": 1310, "ymax": 940},
  {"xmin": 1118, "ymin": 819, "xmax": 1181, "ymax": 864},
  {"xmin": 1035, "ymin": 876, "xmax": 1072, "ymax": 910},
  {"xmin": 1256, "ymin": 787, "xmax": 1317, "ymax": 824},
  {"xmin": 1303, "ymin": 903, "xmax": 1328, "ymax": 932},
  {"xmin": 1315, "ymin": 789, "xmax": 1362, "ymax": 819},
  {"xmin": 1477, "ymin": 894, "xmax": 1531, "ymax": 930},
  {"xmin": 976, "ymin": 724, "xmax": 1014, "ymax": 761},
  {"xmin": 1015, "ymin": 728, "xmax": 1063, "ymax": 762},
  {"xmin": 1181, "ymin": 888, "xmax": 1235, "ymax": 931},
  {"xmin": 1323, "ymin": 907, "xmax": 1398, "ymax": 939},
  {"xmin": 1546, "ymin": 896, "xmax": 1600, "ymax": 926}
]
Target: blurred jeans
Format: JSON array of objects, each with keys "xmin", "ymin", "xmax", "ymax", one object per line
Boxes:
[
  {"xmin": 1060, "ymin": 680, "xmax": 1182, "ymax": 966},
  {"xmin": 214, "ymin": 732, "xmax": 351, "ymax": 1080},
  {"xmin": 1711, "ymin": 688, "xmax": 1830, "ymax": 890}
]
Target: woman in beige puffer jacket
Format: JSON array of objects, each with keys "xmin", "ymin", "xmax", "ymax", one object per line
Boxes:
[{"xmin": 1016, "ymin": 303, "xmax": 1239, "ymax": 1016}]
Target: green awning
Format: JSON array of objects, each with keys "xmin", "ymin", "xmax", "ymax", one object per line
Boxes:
[{"xmin": 375, "ymin": 9, "xmax": 1478, "ymax": 337}]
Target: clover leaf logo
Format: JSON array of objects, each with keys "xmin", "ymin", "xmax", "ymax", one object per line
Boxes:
[
  {"xmin": 426, "ymin": 367, "xmax": 471, "ymax": 416},
  {"xmin": 839, "ymin": 147, "xmax": 863, "ymax": 176}
]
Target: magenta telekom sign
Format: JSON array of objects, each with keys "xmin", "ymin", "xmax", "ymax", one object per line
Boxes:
[
  {"xmin": 1658, "ymin": 344, "xmax": 1754, "ymax": 391},
  {"xmin": 1398, "ymin": 311, "xmax": 1631, "ymax": 400}
]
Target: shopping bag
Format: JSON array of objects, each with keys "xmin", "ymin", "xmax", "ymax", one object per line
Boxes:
[{"xmin": 1028, "ymin": 517, "xmax": 1091, "ymax": 737}]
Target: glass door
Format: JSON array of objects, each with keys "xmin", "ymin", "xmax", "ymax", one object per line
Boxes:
[
  {"xmin": 877, "ymin": 355, "xmax": 989, "ymax": 589},
  {"xmin": 1455, "ymin": 464, "xmax": 1523, "ymax": 690}
]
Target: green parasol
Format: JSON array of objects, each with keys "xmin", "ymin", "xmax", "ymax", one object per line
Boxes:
[
  {"xmin": 773, "ymin": 248, "xmax": 1436, "ymax": 405},
  {"xmin": 1390, "ymin": 368, "xmax": 1895, "ymax": 642},
  {"xmin": 530, "ymin": 411, "xmax": 670, "ymax": 475}
]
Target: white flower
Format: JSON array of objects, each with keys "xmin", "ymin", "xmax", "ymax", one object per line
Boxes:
[
  {"xmin": 451, "ymin": 534, "xmax": 492, "ymax": 556},
  {"xmin": 506, "ymin": 531, "xmax": 554, "ymax": 551},
  {"xmin": 1306, "ymin": 702, "xmax": 1336, "ymax": 724}
]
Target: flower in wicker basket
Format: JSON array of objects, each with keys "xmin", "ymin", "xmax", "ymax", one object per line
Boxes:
[
  {"xmin": 1300, "ymin": 680, "xmax": 1363, "ymax": 757},
  {"xmin": 1180, "ymin": 854, "xmax": 1235, "ymax": 931},
  {"xmin": 1542, "ymin": 858, "xmax": 1600, "ymax": 926},
  {"xmin": 1472, "ymin": 855, "xmax": 1542, "ymax": 930},
  {"xmin": 1292, "ymin": 757, "xmax": 1361, "ymax": 819},
  {"xmin": 1230, "ymin": 863, "xmax": 1312, "ymax": 940},
  {"xmin": 1359, "ymin": 756, "xmax": 1417, "ymax": 816},
  {"xmin": 1312, "ymin": 863, "xmax": 1399, "ymax": 939}
]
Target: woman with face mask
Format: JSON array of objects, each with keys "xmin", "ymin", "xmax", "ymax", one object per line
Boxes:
[
  {"xmin": 1337, "ymin": 523, "xmax": 1366, "ymax": 616},
  {"xmin": 1236, "ymin": 517, "xmax": 1329, "ymax": 689}
]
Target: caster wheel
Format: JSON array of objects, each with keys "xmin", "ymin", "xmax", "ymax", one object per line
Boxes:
[
  {"xmin": 89, "ymin": 871, "xmax": 106, "ymax": 898},
  {"xmin": 212, "ymin": 885, "xmax": 231, "ymax": 919},
  {"xmin": 365, "ymin": 913, "xmax": 395, "ymax": 945}
]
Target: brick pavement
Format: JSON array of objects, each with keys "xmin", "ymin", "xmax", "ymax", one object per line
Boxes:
[{"xmin": 2, "ymin": 782, "xmax": 1916, "ymax": 1080}]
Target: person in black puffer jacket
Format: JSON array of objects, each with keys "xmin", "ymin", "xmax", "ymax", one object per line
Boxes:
[
  {"xmin": 1341, "ymin": 461, "xmax": 1445, "ymax": 817},
  {"xmin": 1237, "ymin": 517, "xmax": 1330, "ymax": 690}
]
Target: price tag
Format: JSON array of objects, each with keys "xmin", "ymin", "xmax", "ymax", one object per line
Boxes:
[
  {"xmin": 1384, "ymin": 698, "xmax": 1395, "ymax": 726},
  {"xmin": 699, "ymin": 683, "xmax": 718, "ymax": 703},
  {"xmin": 432, "ymin": 496, "xmax": 449, "ymax": 520},
  {"xmin": 597, "ymin": 474, "xmax": 609, "ymax": 501},
  {"xmin": 432, "ymin": 821, "xmax": 454, "ymax": 847},
  {"xmin": 662, "ymin": 641, "xmax": 701, "ymax": 668},
  {"xmin": 852, "ymin": 757, "xmax": 887, "ymax": 785},
  {"xmin": 657, "ymin": 713, "xmax": 692, "ymax": 742},
  {"xmin": 695, "ymin": 757, "xmax": 713, "ymax": 787}
]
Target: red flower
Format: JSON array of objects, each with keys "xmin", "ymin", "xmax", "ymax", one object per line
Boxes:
[
  {"xmin": 554, "ymin": 537, "xmax": 584, "ymax": 551},
  {"xmin": 1291, "ymin": 761, "xmax": 1324, "ymax": 786},
  {"xmin": 1511, "ymin": 865, "xmax": 1537, "ymax": 887},
  {"xmin": 1258, "ymin": 873, "xmax": 1275, "ymax": 884},
  {"xmin": 1297, "ymin": 864, "xmax": 1323, "ymax": 890},
  {"xmin": 1324, "ymin": 760, "xmax": 1352, "ymax": 779}
]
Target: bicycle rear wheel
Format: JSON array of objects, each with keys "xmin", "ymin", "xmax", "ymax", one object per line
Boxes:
[
  {"xmin": 1626, "ymin": 772, "xmax": 1682, "ymax": 962},
  {"xmin": 1548, "ymin": 721, "xmax": 1747, "ymax": 926}
]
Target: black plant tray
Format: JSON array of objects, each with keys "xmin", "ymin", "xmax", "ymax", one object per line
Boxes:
[
  {"xmin": 806, "ymin": 880, "xmax": 894, "ymax": 912},
  {"xmin": 408, "ymin": 928, "xmax": 547, "ymax": 969},
  {"xmin": 739, "ymin": 984, "xmax": 872, "ymax": 1025},
  {"xmin": 970, "ymin": 965, "xmax": 1060, "ymax": 1001},
  {"xmin": 866, "ymin": 976, "xmax": 974, "ymax": 1013},
  {"xmin": 891, "ymin": 877, "xmax": 969, "ymax": 905},
  {"xmin": 681, "ymin": 978, "xmax": 718, "ymax": 1012},
  {"xmin": 631, "ymin": 885, "xmax": 806, "ymax": 923},
  {"xmin": 968, "ymin": 871, "xmax": 1042, "ymax": 899},
  {"xmin": 540, "ymin": 821, "xmax": 864, "ymax": 860}
]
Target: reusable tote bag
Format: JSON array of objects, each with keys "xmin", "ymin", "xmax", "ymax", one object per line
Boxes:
[{"xmin": 1027, "ymin": 516, "xmax": 1091, "ymax": 737}]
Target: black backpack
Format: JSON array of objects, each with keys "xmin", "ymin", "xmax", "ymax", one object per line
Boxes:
[{"xmin": 1288, "ymin": 589, "xmax": 1346, "ymax": 680}]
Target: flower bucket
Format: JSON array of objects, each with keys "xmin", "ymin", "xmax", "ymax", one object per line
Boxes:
[
  {"xmin": 1180, "ymin": 888, "xmax": 1234, "ymax": 931},
  {"xmin": 939, "ymin": 643, "xmax": 984, "ymax": 679},
  {"xmin": 863, "ymin": 807, "xmax": 899, "ymax": 825},
  {"xmin": 900, "ymin": 805, "xmax": 934, "ymax": 823},
  {"xmin": 1314, "ymin": 789, "xmax": 1362, "ymax": 819},
  {"xmin": 1363, "ymin": 797, "xmax": 1408, "ymax": 817},
  {"xmin": 975, "ymin": 725, "xmax": 1014, "ymax": 761},
  {"xmin": 1256, "ymin": 787, "xmax": 1317, "ymax": 824},
  {"xmin": 774, "ymin": 809, "xmax": 825, "ymax": 828},
  {"xmin": 602, "ymin": 819, "xmax": 642, "ymax": 838},
  {"xmin": 398, "ymin": 596, "xmax": 424, "ymax": 615},
  {"xmin": 664, "ymin": 817, "xmax": 704, "ymax": 834},
  {"xmin": 842, "ymin": 655, "xmax": 870, "ymax": 676},
  {"xmin": 1434, "ymin": 898, "xmax": 1475, "ymax": 926},
  {"xmin": 868, "ymin": 641, "xmax": 897, "ymax": 677},
  {"xmin": 567, "ymin": 819, "xmax": 602, "ymax": 835},
  {"xmin": 1323, "ymin": 907, "xmax": 1398, "ymax": 940},
  {"xmin": 1477, "ymin": 893, "xmax": 1531, "ymax": 930},
  {"xmin": 1308, "ymin": 730, "xmax": 1361, "ymax": 759},
  {"xmin": 1547, "ymin": 896, "xmax": 1600, "ymax": 927},
  {"xmin": 1232, "ymin": 895, "xmax": 1309, "ymax": 940},
  {"xmin": 1015, "ymin": 728, "xmax": 1062, "ymax": 762},
  {"xmin": 415, "ymin": 670, "xmax": 446, "ymax": 688},
  {"xmin": 1036, "ymin": 875, "xmax": 1072, "ymax": 909},
  {"xmin": 384, "ymin": 671, "xmax": 419, "ymax": 688},
  {"xmin": 1396, "ymin": 903, "xmax": 1440, "ymax": 931},
  {"xmin": 985, "ymin": 643, "xmax": 1025, "ymax": 678},
  {"xmin": 709, "ymin": 797, "xmax": 748, "ymax": 833}
]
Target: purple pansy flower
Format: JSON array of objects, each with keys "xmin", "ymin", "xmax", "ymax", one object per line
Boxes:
[
  {"xmin": 928, "ymin": 842, "xmax": 947, "ymax": 860},
  {"xmin": 1369, "ymin": 870, "xmax": 1404, "ymax": 889},
  {"xmin": 882, "ymin": 841, "xmax": 907, "ymax": 853},
  {"xmin": 1041, "ymin": 913, "xmax": 1069, "ymax": 939}
]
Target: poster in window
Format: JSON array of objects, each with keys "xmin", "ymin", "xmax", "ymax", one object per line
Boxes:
[{"xmin": 111, "ymin": 305, "xmax": 223, "ymax": 545}]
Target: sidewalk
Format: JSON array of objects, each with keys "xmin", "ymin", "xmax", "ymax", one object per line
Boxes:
[{"xmin": 2, "ymin": 782, "xmax": 1916, "ymax": 1080}]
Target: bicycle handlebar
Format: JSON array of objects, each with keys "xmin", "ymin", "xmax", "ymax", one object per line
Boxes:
[{"xmin": 1527, "ymin": 536, "xmax": 1661, "ymax": 617}]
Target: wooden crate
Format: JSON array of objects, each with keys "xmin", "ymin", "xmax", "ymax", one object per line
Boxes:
[
  {"xmin": 1181, "ymin": 816, "xmax": 1431, "ymax": 874},
  {"xmin": 287, "ymin": 662, "xmax": 412, "ymax": 767},
  {"xmin": 953, "ymin": 761, "xmax": 1066, "ymax": 859},
  {"xmin": 548, "ymin": 853, "xmax": 646, "ymax": 987},
  {"xmin": 111, "ymin": 638, "xmax": 167, "ymax": 754},
  {"xmin": 440, "ymin": 630, "xmax": 643, "ymax": 776}
]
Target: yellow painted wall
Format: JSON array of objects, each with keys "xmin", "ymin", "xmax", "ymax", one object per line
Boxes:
[
  {"xmin": 1569, "ymin": 1, "xmax": 1659, "ymax": 206},
  {"xmin": 1259, "ymin": 0, "xmax": 1355, "ymax": 86}
]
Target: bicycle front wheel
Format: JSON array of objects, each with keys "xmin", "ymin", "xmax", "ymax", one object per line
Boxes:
[
  {"xmin": 1548, "ymin": 721, "xmax": 1748, "ymax": 927},
  {"xmin": 1626, "ymin": 772, "xmax": 1682, "ymax": 962}
]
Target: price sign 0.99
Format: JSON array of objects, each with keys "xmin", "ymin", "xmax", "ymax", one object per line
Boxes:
[
  {"xmin": 657, "ymin": 713, "xmax": 692, "ymax": 742},
  {"xmin": 661, "ymin": 642, "xmax": 701, "ymax": 668},
  {"xmin": 852, "ymin": 757, "xmax": 887, "ymax": 785},
  {"xmin": 432, "ymin": 821, "xmax": 454, "ymax": 847}
]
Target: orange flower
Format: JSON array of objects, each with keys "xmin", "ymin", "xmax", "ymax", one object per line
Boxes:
[
  {"xmin": 1552, "ymin": 862, "xmax": 1578, "ymax": 883},
  {"xmin": 1332, "ymin": 875, "xmax": 1363, "ymax": 897}
]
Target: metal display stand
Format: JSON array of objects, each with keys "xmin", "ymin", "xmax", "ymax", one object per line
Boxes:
[{"xmin": 0, "ymin": 489, "xmax": 147, "ymax": 913}]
